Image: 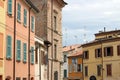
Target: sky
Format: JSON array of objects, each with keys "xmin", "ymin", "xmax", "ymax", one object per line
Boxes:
[{"xmin": 62, "ymin": 0, "xmax": 120, "ymax": 46}]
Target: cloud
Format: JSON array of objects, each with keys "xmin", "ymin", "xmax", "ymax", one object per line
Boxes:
[{"xmin": 62, "ymin": 0, "xmax": 120, "ymax": 46}]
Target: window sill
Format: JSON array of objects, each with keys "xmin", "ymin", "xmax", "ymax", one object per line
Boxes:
[
  {"xmin": 17, "ymin": 19, "xmax": 21, "ymax": 24},
  {"xmin": 23, "ymin": 61, "xmax": 27, "ymax": 63},
  {"xmin": 16, "ymin": 60, "xmax": 21, "ymax": 62},
  {"xmin": 6, "ymin": 57, "xmax": 12, "ymax": 60},
  {"xmin": 7, "ymin": 13, "xmax": 13, "ymax": 17},
  {"xmin": 23, "ymin": 24, "xmax": 27, "ymax": 28}
]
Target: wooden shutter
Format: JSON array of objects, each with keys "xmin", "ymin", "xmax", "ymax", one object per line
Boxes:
[
  {"xmin": 6, "ymin": 36, "xmax": 12, "ymax": 59},
  {"xmin": 117, "ymin": 45, "xmax": 120, "ymax": 56},
  {"xmin": 17, "ymin": 40, "xmax": 21, "ymax": 61},
  {"xmin": 95, "ymin": 49, "xmax": 97, "ymax": 58},
  {"xmin": 8, "ymin": 0, "xmax": 12, "ymax": 14},
  {"xmin": 104, "ymin": 47, "xmax": 106, "ymax": 57},
  {"xmin": 31, "ymin": 16, "xmax": 34, "ymax": 32},
  {"xmin": 87, "ymin": 51, "xmax": 89, "ymax": 59},
  {"xmin": 23, "ymin": 43, "xmax": 27, "ymax": 62},
  {"xmin": 31, "ymin": 47, "xmax": 34, "ymax": 64},
  {"xmin": 107, "ymin": 64, "xmax": 112, "ymax": 76},
  {"xmin": 110, "ymin": 47, "xmax": 113, "ymax": 56},
  {"xmin": 24, "ymin": 9, "xmax": 27, "ymax": 25},
  {"xmin": 17, "ymin": 3, "xmax": 21, "ymax": 21}
]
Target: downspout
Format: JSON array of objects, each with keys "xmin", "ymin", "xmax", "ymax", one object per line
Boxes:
[
  {"xmin": 39, "ymin": 45, "xmax": 41, "ymax": 80},
  {"xmin": 13, "ymin": 0, "xmax": 16, "ymax": 79},
  {"xmin": 51, "ymin": 0, "xmax": 53, "ymax": 80},
  {"xmin": 28, "ymin": 7, "xmax": 32, "ymax": 80}
]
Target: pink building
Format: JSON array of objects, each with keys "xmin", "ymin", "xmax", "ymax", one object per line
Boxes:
[{"xmin": 5, "ymin": 0, "xmax": 39, "ymax": 80}]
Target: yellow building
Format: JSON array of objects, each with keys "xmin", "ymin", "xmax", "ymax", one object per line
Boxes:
[
  {"xmin": 0, "ymin": 0, "xmax": 5, "ymax": 79},
  {"xmin": 82, "ymin": 30, "xmax": 120, "ymax": 80}
]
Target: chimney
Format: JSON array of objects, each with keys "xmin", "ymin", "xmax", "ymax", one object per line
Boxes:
[{"xmin": 104, "ymin": 27, "xmax": 106, "ymax": 32}]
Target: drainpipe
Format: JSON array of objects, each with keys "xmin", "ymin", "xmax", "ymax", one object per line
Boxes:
[
  {"xmin": 51, "ymin": 0, "xmax": 53, "ymax": 80},
  {"xmin": 13, "ymin": 0, "xmax": 16, "ymax": 80},
  {"xmin": 28, "ymin": 7, "xmax": 32, "ymax": 80}
]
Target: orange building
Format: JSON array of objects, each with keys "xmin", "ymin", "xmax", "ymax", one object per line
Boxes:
[
  {"xmin": 4, "ymin": 0, "xmax": 39, "ymax": 80},
  {"xmin": 68, "ymin": 50, "xmax": 83, "ymax": 80}
]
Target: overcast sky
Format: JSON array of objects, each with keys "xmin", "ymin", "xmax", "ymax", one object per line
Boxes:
[{"xmin": 62, "ymin": 0, "xmax": 120, "ymax": 46}]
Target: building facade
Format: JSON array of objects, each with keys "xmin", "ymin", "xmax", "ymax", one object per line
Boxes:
[
  {"xmin": 31, "ymin": 0, "xmax": 67, "ymax": 80},
  {"xmin": 35, "ymin": 36, "xmax": 47, "ymax": 80},
  {"xmin": 68, "ymin": 50, "xmax": 83, "ymax": 80},
  {"xmin": 0, "ymin": 0, "xmax": 6, "ymax": 79},
  {"xmin": 62, "ymin": 44, "xmax": 81, "ymax": 80},
  {"xmin": 4, "ymin": 0, "xmax": 39, "ymax": 80},
  {"xmin": 82, "ymin": 30, "xmax": 120, "ymax": 80}
]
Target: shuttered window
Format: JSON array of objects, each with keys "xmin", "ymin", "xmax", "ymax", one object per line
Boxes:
[
  {"xmin": 17, "ymin": 3, "xmax": 21, "ymax": 21},
  {"xmin": 106, "ymin": 64, "xmax": 112, "ymax": 76},
  {"xmin": 7, "ymin": 0, "xmax": 12, "ymax": 14},
  {"xmin": 31, "ymin": 47, "xmax": 34, "ymax": 64},
  {"xmin": 23, "ymin": 9, "xmax": 27, "ymax": 26},
  {"xmin": 97, "ymin": 65, "xmax": 101, "ymax": 76},
  {"xmin": 17, "ymin": 40, "xmax": 21, "ymax": 61},
  {"xmin": 85, "ymin": 66, "xmax": 88, "ymax": 76},
  {"xmin": 6, "ymin": 35, "xmax": 12, "ymax": 59},
  {"xmin": 23, "ymin": 43, "xmax": 27, "ymax": 62},
  {"xmin": 117, "ymin": 45, "xmax": 120, "ymax": 56},
  {"xmin": 64, "ymin": 70, "xmax": 67, "ymax": 78},
  {"xmin": 95, "ymin": 48, "xmax": 102, "ymax": 58},
  {"xmin": 31, "ymin": 16, "xmax": 35, "ymax": 32},
  {"xmin": 83, "ymin": 51, "xmax": 89, "ymax": 59},
  {"xmin": 104, "ymin": 46, "xmax": 113, "ymax": 57}
]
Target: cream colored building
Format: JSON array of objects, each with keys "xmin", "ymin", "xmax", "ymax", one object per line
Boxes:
[{"xmin": 82, "ymin": 30, "xmax": 120, "ymax": 80}]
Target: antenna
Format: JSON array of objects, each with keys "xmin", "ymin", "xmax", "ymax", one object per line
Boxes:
[
  {"xmin": 64, "ymin": 28, "xmax": 67, "ymax": 46},
  {"xmin": 83, "ymin": 26, "xmax": 87, "ymax": 43}
]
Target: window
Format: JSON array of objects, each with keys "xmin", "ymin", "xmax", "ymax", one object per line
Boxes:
[
  {"xmin": 95, "ymin": 48, "xmax": 102, "ymax": 58},
  {"xmin": 17, "ymin": 3, "xmax": 21, "ymax": 21},
  {"xmin": 16, "ymin": 77, "xmax": 20, "ymax": 80},
  {"xmin": 35, "ymin": 48, "xmax": 38, "ymax": 64},
  {"xmin": 85, "ymin": 66, "xmax": 88, "ymax": 76},
  {"xmin": 54, "ymin": 71, "xmax": 58, "ymax": 80},
  {"xmin": 31, "ymin": 16, "xmax": 35, "ymax": 32},
  {"xmin": 64, "ymin": 69, "xmax": 67, "ymax": 78},
  {"xmin": 7, "ymin": 0, "xmax": 12, "ymax": 15},
  {"xmin": 54, "ymin": 44, "xmax": 57, "ymax": 59},
  {"xmin": 41, "ymin": 51, "xmax": 46, "ymax": 64},
  {"xmin": 106, "ymin": 64, "xmax": 112, "ymax": 76},
  {"xmin": 23, "ymin": 43, "xmax": 27, "ymax": 62},
  {"xmin": 72, "ymin": 58, "xmax": 77, "ymax": 64},
  {"xmin": 23, "ymin": 9, "xmax": 27, "ymax": 26},
  {"xmin": 23, "ymin": 78, "xmax": 26, "ymax": 80},
  {"xmin": 17, "ymin": 40, "xmax": 21, "ymax": 61},
  {"xmin": 6, "ymin": 35, "xmax": 12, "ymax": 59},
  {"xmin": 31, "ymin": 47, "xmax": 34, "ymax": 64},
  {"xmin": 83, "ymin": 51, "xmax": 89, "ymax": 59},
  {"xmin": 117, "ymin": 45, "xmax": 120, "ymax": 56},
  {"xmin": 97, "ymin": 65, "xmax": 101, "ymax": 76},
  {"xmin": 77, "ymin": 64, "xmax": 82, "ymax": 72},
  {"xmin": 69, "ymin": 64, "xmax": 72, "ymax": 73},
  {"xmin": 104, "ymin": 47, "xmax": 113, "ymax": 57},
  {"xmin": 54, "ymin": 16, "xmax": 57, "ymax": 31},
  {"xmin": 64, "ymin": 55, "xmax": 67, "ymax": 62}
]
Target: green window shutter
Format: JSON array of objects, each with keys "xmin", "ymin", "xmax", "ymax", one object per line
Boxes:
[
  {"xmin": 24, "ymin": 9, "xmax": 27, "ymax": 26},
  {"xmin": 8, "ymin": 0, "xmax": 12, "ymax": 14},
  {"xmin": 17, "ymin": 40, "xmax": 21, "ymax": 61},
  {"xmin": 31, "ymin": 47, "xmax": 34, "ymax": 64},
  {"xmin": 31, "ymin": 16, "xmax": 34, "ymax": 32},
  {"xmin": 17, "ymin": 3, "xmax": 21, "ymax": 21},
  {"xmin": 23, "ymin": 43, "xmax": 27, "ymax": 62},
  {"xmin": 6, "ymin": 35, "xmax": 12, "ymax": 59}
]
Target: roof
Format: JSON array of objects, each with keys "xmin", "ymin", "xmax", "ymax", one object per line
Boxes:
[
  {"xmin": 25, "ymin": 0, "xmax": 39, "ymax": 13},
  {"xmin": 95, "ymin": 30, "xmax": 120, "ymax": 36},
  {"xmin": 63, "ymin": 44, "xmax": 81, "ymax": 52},
  {"xmin": 68, "ymin": 50, "xmax": 83, "ymax": 57}
]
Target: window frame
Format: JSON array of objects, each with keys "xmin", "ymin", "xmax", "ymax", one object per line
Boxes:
[
  {"xmin": 17, "ymin": 3, "xmax": 21, "ymax": 22},
  {"xmin": 7, "ymin": 0, "xmax": 12, "ymax": 15}
]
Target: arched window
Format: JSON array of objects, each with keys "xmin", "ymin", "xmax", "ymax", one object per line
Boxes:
[{"xmin": 54, "ymin": 71, "xmax": 58, "ymax": 80}]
